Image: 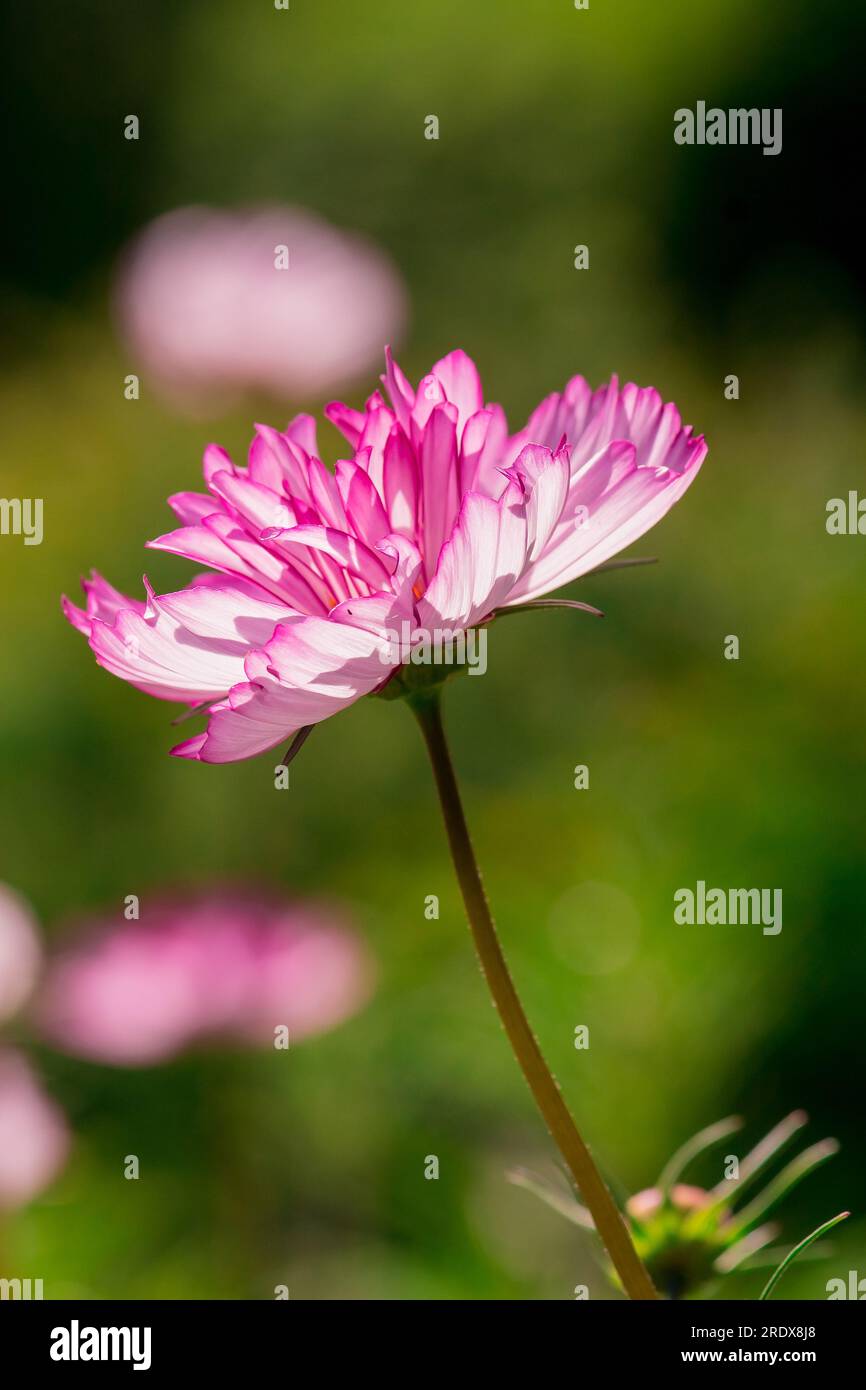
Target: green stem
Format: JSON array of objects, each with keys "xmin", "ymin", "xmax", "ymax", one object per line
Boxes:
[{"xmin": 410, "ymin": 690, "xmax": 658, "ymax": 1301}]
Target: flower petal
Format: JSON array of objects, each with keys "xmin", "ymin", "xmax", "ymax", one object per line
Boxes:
[
  {"xmin": 507, "ymin": 442, "xmax": 571, "ymax": 563},
  {"xmin": 418, "ymin": 480, "xmax": 528, "ymax": 630},
  {"xmin": 380, "ymin": 346, "xmax": 415, "ymax": 430},
  {"xmin": 265, "ymin": 523, "xmax": 394, "ymax": 589},
  {"xmin": 87, "ymin": 577, "xmax": 288, "ymax": 703},
  {"xmin": 507, "ymin": 435, "xmax": 706, "ymax": 603},
  {"xmin": 430, "ymin": 348, "xmax": 484, "ymax": 436},
  {"xmin": 420, "ymin": 402, "xmax": 460, "ymax": 572},
  {"xmin": 62, "ymin": 572, "xmax": 146, "ymax": 636},
  {"xmin": 174, "ymin": 615, "xmax": 393, "ymax": 762}
]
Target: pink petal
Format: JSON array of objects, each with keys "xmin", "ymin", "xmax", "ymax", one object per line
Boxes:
[
  {"xmin": 430, "ymin": 348, "xmax": 484, "ymax": 436},
  {"xmin": 460, "ymin": 403, "xmax": 510, "ymax": 496},
  {"xmin": 202, "ymin": 442, "xmax": 235, "ymax": 489},
  {"xmin": 324, "ymin": 400, "xmax": 367, "ymax": 449},
  {"xmin": 174, "ymin": 615, "xmax": 393, "ymax": 762},
  {"xmin": 208, "ymin": 469, "xmax": 297, "ymax": 534},
  {"xmin": 308, "ymin": 455, "xmax": 349, "ymax": 531},
  {"xmin": 420, "ymin": 403, "xmax": 460, "ymax": 571},
  {"xmin": 418, "ymin": 480, "xmax": 529, "ymax": 631},
  {"xmin": 250, "ymin": 423, "xmax": 314, "ymax": 505},
  {"xmin": 335, "ymin": 458, "xmax": 390, "ymax": 543},
  {"xmin": 410, "ymin": 371, "xmax": 446, "ymax": 436},
  {"xmin": 265, "ymin": 523, "xmax": 393, "ymax": 589},
  {"xmin": 149, "ymin": 515, "xmax": 329, "ymax": 614},
  {"xmin": 355, "ymin": 407, "xmax": 393, "ymax": 496},
  {"xmin": 508, "ymin": 435, "xmax": 706, "ymax": 603},
  {"xmin": 382, "ymin": 424, "xmax": 420, "ymax": 536},
  {"xmin": 285, "ymin": 412, "xmax": 318, "ymax": 457},
  {"xmin": 507, "ymin": 442, "xmax": 571, "ymax": 562},
  {"xmin": 167, "ymin": 491, "xmax": 219, "ymax": 525},
  {"xmin": 88, "ymin": 578, "xmax": 290, "ymax": 703},
  {"xmin": 62, "ymin": 571, "xmax": 146, "ymax": 637},
  {"xmin": 381, "ymin": 346, "xmax": 415, "ymax": 430}
]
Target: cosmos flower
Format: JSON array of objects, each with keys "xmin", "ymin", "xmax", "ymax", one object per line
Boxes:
[
  {"xmin": 34, "ymin": 892, "xmax": 373, "ymax": 1066},
  {"xmin": 0, "ymin": 1051, "xmax": 70, "ymax": 1210},
  {"xmin": 115, "ymin": 205, "xmax": 407, "ymax": 412},
  {"xmin": 64, "ymin": 349, "xmax": 706, "ymax": 763},
  {"xmin": 0, "ymin": 883, "xmax": 42, "ymax": 1025},
  {"xmin": 63, "ymin": 346, "xmax": 710, "ymax": 1300},
  {"xmin": 0, "ymin": 885, "xmax": 70, "ymax": 1209}
]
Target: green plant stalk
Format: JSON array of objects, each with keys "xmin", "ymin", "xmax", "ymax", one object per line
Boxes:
[{"xmin": 411, "ymin": 689, "xmax": 658, "ymax": 1301}]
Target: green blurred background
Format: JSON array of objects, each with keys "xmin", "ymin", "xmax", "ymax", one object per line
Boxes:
[{"xmin": 1, "ymin": 0, "xmax": 864, "ymax": 1298}]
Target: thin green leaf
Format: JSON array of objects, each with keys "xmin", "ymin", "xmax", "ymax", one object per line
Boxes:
[{"xmin": 759, "ymin": 1212, "xmax": 849, "ymax": 1301}]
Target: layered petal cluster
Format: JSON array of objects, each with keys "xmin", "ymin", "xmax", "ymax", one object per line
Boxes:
[
  {"xmin": 35, "ymin": 892, "xmax": 373, "ymax": 1066},
  {"xmin": 65, "ymin": 350, "xmax": 706, "ymax": 762}
]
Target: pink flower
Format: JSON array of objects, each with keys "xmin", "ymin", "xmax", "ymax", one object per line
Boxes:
[
  {"xmin": 115, "ymin": 205, "xmax": 407, "ymax": 412},
  {"xmin": 0, "ymin": 883, "xmax": 42, "ymax": 1025},
  {"xmin": 64, "ymin": 349, "xmax": 706, "ymax": 763},
  {"xmin": 0, "ymin": 1050, "xmax": 70, "ymax": 1209},
  {"xmin": 34, "ymin": 893, "xmax": 373, "ymax": 1066},
  {"xmin": 0, "ymin": 884, "xmax": 70, "ymax": 1210}
]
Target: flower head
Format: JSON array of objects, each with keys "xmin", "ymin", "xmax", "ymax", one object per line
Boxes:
[
  {"xmin": 64, "ymin": 349, "xmax": 706, "ymax": 762},
  {"xmin": 510, "ymin": 1111, "xmax": 841, "ymax": 1300},
  {"xmin": 34, "ymin": 891, "xmax": 373, "ymax": 1066}
]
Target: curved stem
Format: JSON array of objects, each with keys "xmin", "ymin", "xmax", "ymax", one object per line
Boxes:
[{"xmin": 410, "ymin": 690, "xmax": 658, "ymax": 1301}]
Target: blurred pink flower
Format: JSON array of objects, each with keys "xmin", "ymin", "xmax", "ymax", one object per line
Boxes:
[
  {"xmin": 65, "ymin": 348, "xmax": 706, "ymax": 763},
  {"xmin": 34, "ymin": 893, "xmax": 374, "ymax": 1066},
  {"xmin": 0, "ymin": 885, "xmax": 70, "ymax": 1210},
  {"xmin": 115, "ymin": 205, "xmax": 407, "ymax": 411},
  {"xmin": 0, "ymin": 883, "xmax": 42, "ymax": 1024},
  {"xmin": 0, "ymin": 1052, "xmax": 69, "ymax": 1209}
]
